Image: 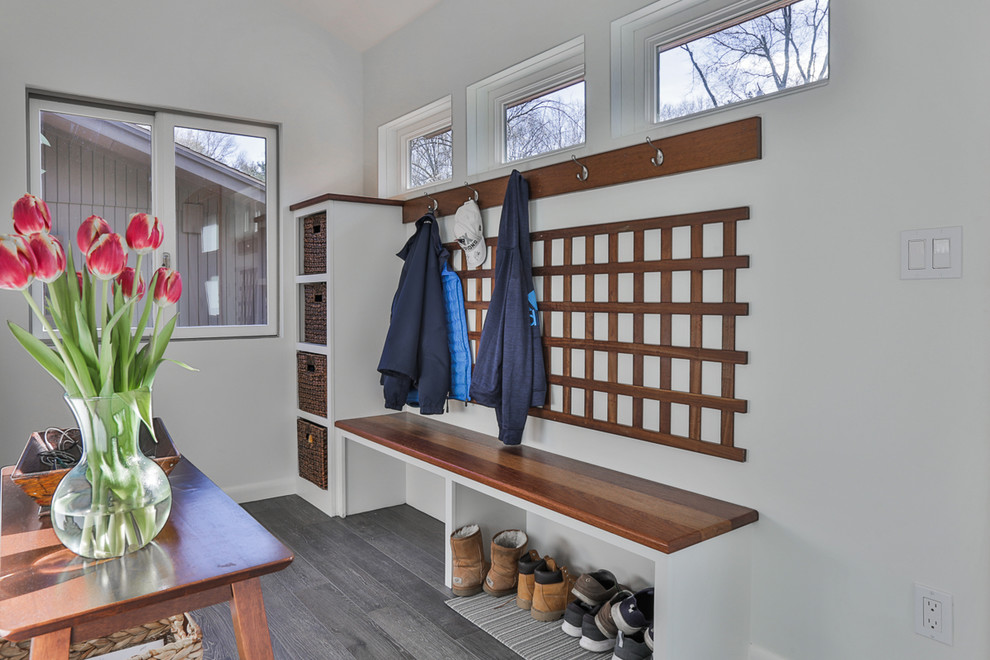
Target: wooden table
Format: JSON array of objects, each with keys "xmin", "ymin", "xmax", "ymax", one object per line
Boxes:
[{"xmin": 0, "ymin": 459, "xmax": 293, "ymax": 659}]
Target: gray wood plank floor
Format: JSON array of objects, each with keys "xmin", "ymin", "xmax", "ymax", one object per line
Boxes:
[{"xmin": 192, "ymin": 496, "xmax": 519, "ymax": 659}]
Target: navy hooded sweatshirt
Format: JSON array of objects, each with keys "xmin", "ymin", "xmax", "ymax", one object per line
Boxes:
[
  {"xmin": 378, "ymin": 213, "xmax": 450, "ymax": 414},
  {"xmin": 470, "ymin": 170, "xmax": 547, "ymax": 444}
]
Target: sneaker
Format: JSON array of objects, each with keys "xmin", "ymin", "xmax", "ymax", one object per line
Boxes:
[
  {"xmin": 612, "ymin": 588, "xmax": 654, "ymax": 635},
  {"xmin": 562, "ymin": 600, "xmax": 598, "ymax": 637},
  {"xmin": 572, "ymin": 569, "xmax": 620, "ymax": 606},
  {"xmin": 611, "ymin": 630, "xmax": 651, "ymax": 660},
  {"xmin": 579, "ymin": 610, "xmax": 616, "ymax": 653},
  {"xmin": 645, "ymin": 622, "xmax": 654, "ymax": 651},
  {"xmin": 595, "ymin": 589, "xmax": 633, "ymax": 639}
]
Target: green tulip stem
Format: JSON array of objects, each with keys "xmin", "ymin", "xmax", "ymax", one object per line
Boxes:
[
  {"xmin": 101, "ymin": 280, "xmax": 109, "ymax": 337},
  {"xmin": 152, "ymin": 306, "xmax": 163, "ymax": 345}
]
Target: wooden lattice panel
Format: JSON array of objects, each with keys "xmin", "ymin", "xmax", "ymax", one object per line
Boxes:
[{"xmin": 448, "ymin": 207, "xmax": 750, "ymax": 461}]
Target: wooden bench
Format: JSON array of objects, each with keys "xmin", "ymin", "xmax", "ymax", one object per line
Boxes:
[
  {"xmin": 335, "ymin": 412, "xmax": 758, "ymax": 660},
  {"xmin": 335, "ymin": 412, "xmax": 756, "ymax": 554}
]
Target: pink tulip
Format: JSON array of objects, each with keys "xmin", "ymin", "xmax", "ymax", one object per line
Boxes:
[
  {"xmin": 115, "ymin": 267, "xmax": 146, "ymax": 301},
  {"xmin": 26, "ymin": 232, "xmax": 66, "ymax": 283},
  {"xmin": 77, "ymin": 215, "xmax": 112, "ymax": 254},
  {"xmin": 153, "ymin": 267, "xmax": 182, "ymax": 307},
  {"xmin": 86, "ymin": 233, "xmax": 127, "ymax": 281},
  {"xmin": 12, "ymin": 194, "xmax": 52, "ymax": 235},
  {"xmin": 125, "ymin": 213, "xmax": 163, "ymax": 255},
  {"xmin": 76, "ymin": 271, "xmax": 84, "ymax": 296},
  {"xmin": 0, "ymin": 234, "xmax": 37, "ymax": 290}
]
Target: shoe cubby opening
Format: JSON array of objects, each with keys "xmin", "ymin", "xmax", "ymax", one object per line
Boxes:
[{"xmin": 450, "ymin": 480, "xmax": 654, "ymax": 592}]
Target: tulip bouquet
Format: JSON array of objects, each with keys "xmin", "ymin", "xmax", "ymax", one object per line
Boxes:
[{"xmin": 1, "ymin": 193, "xmax": 191, "ymax": 557}]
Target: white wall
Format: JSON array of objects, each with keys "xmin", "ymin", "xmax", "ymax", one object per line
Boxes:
[
  {"xmin": 0, "ymin": 0, "xmax": 365, "ymax": 499},
  {"xmin": 362, "ymin": 1, "xmax": 990, "ymax": 659}
]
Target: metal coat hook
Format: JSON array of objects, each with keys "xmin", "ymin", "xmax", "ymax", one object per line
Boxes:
[
  {"xmin": 423, "ymin": 192, "xmax": 439, "ymax": 214},
  {"xmin": 646, "ymin": 136, "xmax": 664, "ymax": 167},
  {"xmin": 571, "ymin": 155, "xmax": 589, "ymax": 182},
  {"xmin": 464, "ymin": 181, "xmax": 480, "ymax": 203}
]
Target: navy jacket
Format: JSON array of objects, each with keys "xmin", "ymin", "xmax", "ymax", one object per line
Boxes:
[
  {"xmin": 470, "ymin": 171, "xmax": 547, "ymax": 444},
  {"xmin": 378, "ymin": 213, "xmax": 450, "ymax": 414}
]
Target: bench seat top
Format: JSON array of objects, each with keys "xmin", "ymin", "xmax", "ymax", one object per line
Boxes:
[{"xmin": 335, "ymin": 413, "xmax": 757, "ymax": 554}]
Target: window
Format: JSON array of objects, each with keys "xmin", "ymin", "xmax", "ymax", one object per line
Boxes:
[
  {"xmin": 467, "ymin": 36, "xmax": 585, "ymax": 174},
  {"xmin": 656, "ymin": 0, "xmax": 829, "ymax": 121},
  {"xmin": 611, "ymin": 0, "xmax": 829, "ymax": 135},
  {"xmin": 378, "ymin": 96, "xmax": 452, "ymax": 197},
  {"xmin": 28, "ymin": 96, "xmax": 278, "ymax": 338},
  {"xmin": 408, "ymin": 127, "xmax": 453, "ymax": 189},
  {"xmin": 505, "ymin": 80, "xmax": 586, "ymax": 162}
]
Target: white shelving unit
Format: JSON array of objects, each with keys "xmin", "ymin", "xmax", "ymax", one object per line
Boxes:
[{"xmin": 290, "ymin": 195, "xmax": 404, "ymax": 516}]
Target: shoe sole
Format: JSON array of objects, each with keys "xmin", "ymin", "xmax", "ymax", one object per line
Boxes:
[
  {"xmin": 561, "ymin": 621, "xmax": 582, "ymax": 637},
  {"xmin": 572, "ymin": 590, "xmax": 608, "ymax": 607},
  {"xmin": 579, "ymin": 636, "xmax": 616, "ymax": 652},
  {"xmin": 530, "ymin": 607, "xmax": 565, "ymax": 622},
  {"xmin": 483, "ymin": 584, "xmax": 517, "ymax": 597},
  {"xmin": 516, "ymin": 597, "xmax": 533, "ymax": 610},
  {"xmin": 452, "ymin": 585, "xmax": 484, "ymax": 597}
]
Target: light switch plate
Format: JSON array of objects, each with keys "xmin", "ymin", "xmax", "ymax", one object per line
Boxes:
[{"xmin": 900, "ymin": 227, "xmax": 962, "ymax": 279}]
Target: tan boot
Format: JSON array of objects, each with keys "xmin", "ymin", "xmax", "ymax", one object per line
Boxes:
[
  {"xmin": 450, "ymin": 524, "xmax": 487, "ymax": 596},
  {"xmin": 516, "ymin": 549, "xmax": 546, "ymax": 610},
  {"xmin": 531, "ymin": 557, "xmax": 577, "ymax": 621},
  {"xmin": 483, "ymin": 530, "xmax": 528, "ymax": 596}
]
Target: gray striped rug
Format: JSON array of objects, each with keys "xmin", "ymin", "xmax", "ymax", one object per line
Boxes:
[{"xmin": 446, "ymin": 593, "xmax": 604, "ymax": 659}]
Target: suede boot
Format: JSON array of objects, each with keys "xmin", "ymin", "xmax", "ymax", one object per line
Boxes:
[
  {"xmin": 483, "ymin": 530, "xmax": 528, "ymax": 596},
  {"xmin": 516, "ymin": 549, "xmax": 546, "ymax": 610},
  {"xmin": 531, "ymin": 557, "xmax": 577, "ymax": 621},
  {"xmin": 450, "ymin": 524, "xmax": 487, "ymax": 596}
]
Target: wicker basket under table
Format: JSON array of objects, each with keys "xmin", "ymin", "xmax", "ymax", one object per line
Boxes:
[{"xmin": 0, "ymin": 612, "xmax": 202, "ymax": 660}]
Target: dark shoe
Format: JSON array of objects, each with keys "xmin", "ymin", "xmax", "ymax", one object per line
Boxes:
[
  {"xmin": 612, "ymin": 630, "xmax": 651, "ymax": 659},
  {"xmin": 579, "ymin": 609, "xmax": 616, "ymax": 652},
  {"xmin": 562, "ymin": 600, "xmax": 598, "ymax": 638},
  {"xmin": 516, "ymin": 549, "xmax": 546, "ymax": 610},
  {"xmin": 572, "ymin": 569, "xmax": 619, "ymax": 605},
  {"xmin": 645, "ymin": 621, "xmax": 654, "ymax": 651},
  {"xmin": 595, "ymin": 589, "xmax": 633, "ymax": 638},
  {"xmin": 612, "ymin": 588, "xmax": 654, "ymax": 634}
]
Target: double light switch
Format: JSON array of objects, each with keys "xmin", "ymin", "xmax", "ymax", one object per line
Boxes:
[{"xmin": 900, "ymin": 227, "xmax": 962, "ymax": 279}]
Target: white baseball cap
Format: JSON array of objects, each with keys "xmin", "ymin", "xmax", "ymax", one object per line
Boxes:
[{"xmin": 453, "ymin": 200, "xmax": 486, "ymax": 269}]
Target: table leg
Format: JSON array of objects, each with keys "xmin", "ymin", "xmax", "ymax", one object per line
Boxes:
[
  {"xmin": 29, "ymin": 628, "xmax": 70, "ymax": 659},
  {"xmin": 230, "ymin": 577, "xmax": 275, "ymax": 659}
]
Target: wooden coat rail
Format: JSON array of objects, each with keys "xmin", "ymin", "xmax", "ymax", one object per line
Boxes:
[{"xmin": 402, "ymin": 116, "xmax": 761, "ymax": 222}]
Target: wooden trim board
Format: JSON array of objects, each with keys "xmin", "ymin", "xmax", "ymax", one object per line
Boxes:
[{"xmin": 401, "ymin": 116, "xmax": 761, "ymax": 222}]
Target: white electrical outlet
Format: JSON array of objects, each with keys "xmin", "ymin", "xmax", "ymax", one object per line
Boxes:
[{"xmin": 915, "ymin": 584, "xmax": 953, "ymax": 645}]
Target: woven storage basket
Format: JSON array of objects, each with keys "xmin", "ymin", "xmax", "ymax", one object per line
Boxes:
[
  {"xmin": 297, "ymin": 418, "xmax": 328, "ymax": 489},
  {"xmin": 302, "ymin": 212, "xmax": 327, "ymax": 274},
  {"xmin": 302, "ymin": 282, "xmax": 327, "ymax": 345},
  {"xmin": 296, "ymin": 351, "xmax": 327, "ymax": 417},
  {"xmin": 0, "ymin": 613, "xmax": 202, "ymax": 660}
]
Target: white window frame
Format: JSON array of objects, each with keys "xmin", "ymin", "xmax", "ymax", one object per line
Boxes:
[
  {"xmin": 378, "ymin": 96, "xmax": 452, "ymax": 198},
  {"xmin": 611, "ymin": 0, "xmax": 827, "ymax": 137},
  {"xmin": 466, "ymin": 36, "xmax": 585, "ymax": 175},
  {"xmin": 27, "ymin": 95, "xmax": 279, "ymax": 340}
]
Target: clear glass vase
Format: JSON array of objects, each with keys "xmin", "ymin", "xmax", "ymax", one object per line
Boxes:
[{"xmin": 50, "ymin": 390, "xmax": 172, "ymax": 559}]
